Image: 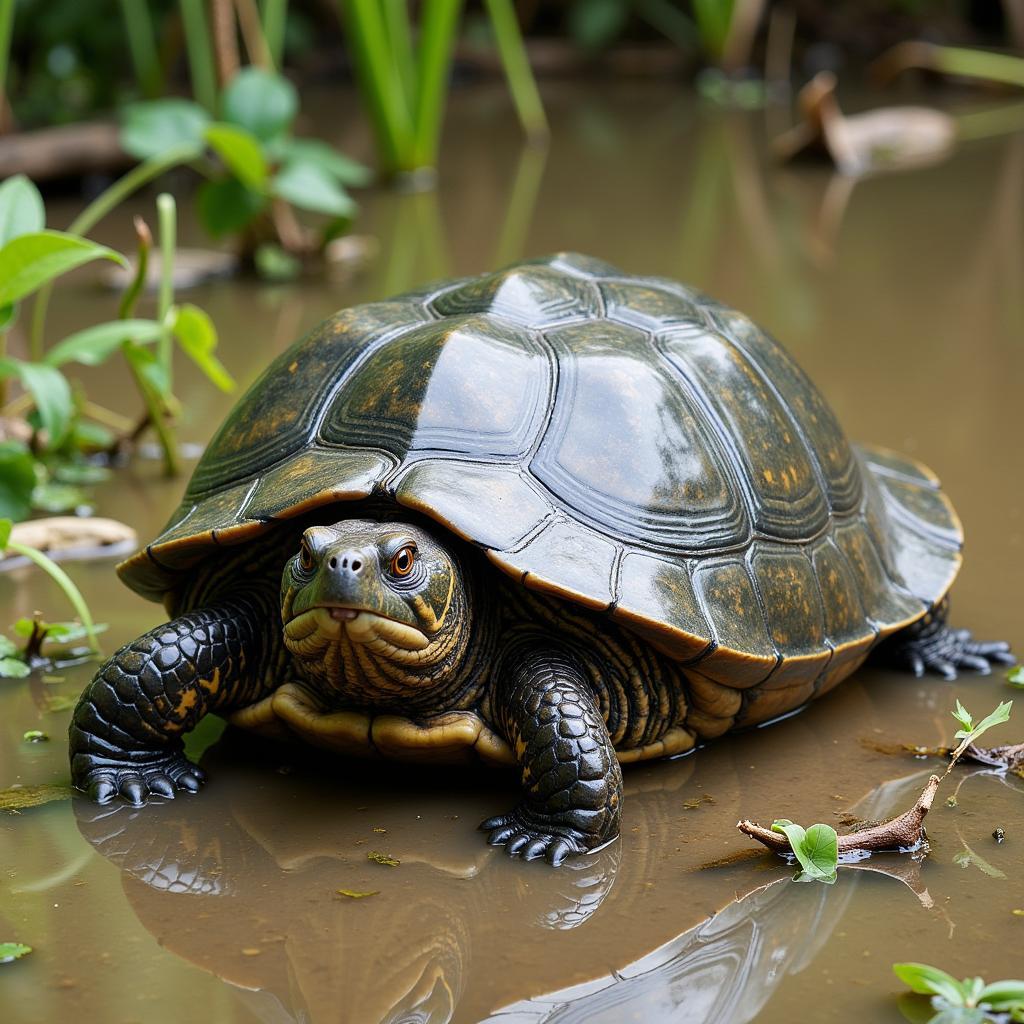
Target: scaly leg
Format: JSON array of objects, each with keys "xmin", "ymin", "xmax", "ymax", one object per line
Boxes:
[
  {"xmin": 480, "ymin": 642, "xmax": 622, "ymax": 866},
  {"xmin": 69, "ymin": 593, "xmax": 279, "ymax": 805}
]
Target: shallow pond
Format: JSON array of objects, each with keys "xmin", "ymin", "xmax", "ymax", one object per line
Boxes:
[{"xmin": 2, "ymin": 80, "xmax": 1023, "ymax": 1023}]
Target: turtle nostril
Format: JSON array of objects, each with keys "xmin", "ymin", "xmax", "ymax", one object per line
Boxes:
[
  {"xmin": 329, "ymin": 556, "xmax": 338, "ymax": 570},
  {"xmin": 351, "ymin": 559, "xmax": 362, "ymax": 572}
]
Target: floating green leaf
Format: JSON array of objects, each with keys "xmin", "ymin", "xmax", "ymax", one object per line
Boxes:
[
  {"xmin": 770, "ymin": 818, "xmax": 838, "ymax": 882},
  {"xmin": 22, "ymin": 730, "xmax": 48, "ymax": 742},
  {"xmin": 0, "ymin": 231, "xmax": 126, "ymax": 306},
  {"xmin": 204, "ymin": 122, "xmax": 269, "ymax": 190},
  {"xmin": 367, "ymin": 851, "xmax": 400, "ymax": 866},
  {"xmin": 171, "ymin": 304, "xmax": 234, "ymax": 391},
  {"xmin": 273, "ymin": 162, "xmax": 357, "ymax": 218},
  {"xmin": 222, "ymin": 67, "xmax": 297, "ymax": 142},
  {"xmin": 121, "ymin": 99, "xmax": 210, "ymax": 159},
  {"xmin": 0, "ymin": 657, "xmax": 29, "ymax": 678},
  {"xmin": 336, "ymin": 888, "xmax": 380, "ymax": 899},
  {"xmin": 978, "ymin": 979, "xmax": 1024, "ymax": 1010},
  {"xmin": 1008, "ymin": 667, "xmax": 1024, "ymax": 687},
  {"xmin": 0, "ymin": 175, "xmax": 45, "ymax": 247},
  {"xmin": 44, "ymin": 319, "xmax": 163, "ymax": 368},
  {"xmin": 0, "ymin": 942, "xmax": 31, "ymax": 963},
  {"xmin": 893, "ymin": 962, "xmax": 968, "ymax": 1005}
]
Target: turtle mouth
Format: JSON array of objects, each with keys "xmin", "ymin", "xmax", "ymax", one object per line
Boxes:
[
  {"xmin": 284, "ymin": 605, "xmax": 431, "ymax": 656},
  {"xmin": 311, "ymin": 603, "xmax": 411, "ymax": 628}
]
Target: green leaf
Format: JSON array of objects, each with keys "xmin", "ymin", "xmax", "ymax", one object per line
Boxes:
[
  {"xmin": 204, "ymin": 122, "xmax": 268, "ymax": 190},
  {"xmin": 0, "ymin": 175, "xmax": 45, "ymax": 247},
  {"xmin": 0, "ymin": 942, "xmax": 32, "ymax": 963},
  {"xmin": 952, "ymin": 699, "xmax": 974, "ymax": 737},
  {"xmin": 196, "ymin": 178, "xmax": 266, "ymax": 238},
  {"xmin": 22, "ymin": 730, "xmax": 48, "ymax": 742},
  {"xmin": 265, "ymin": 137, "xmax": 373, "ymax": 186},
  {"xmin": 0, "ymin": 231, "xmax": 126, "ymax": 306},
  {"xmin": 221, "ymin": 67, "xmax": 297, "ymax": 141},
  {"xmin": 44, "ymin": 319, "xmax": 163, "ymax": 368},
  {"xmin": 0, "ymin": 444, "xmax": 36, "ymax": 522},
  {"xmin": 273, "ymin": 162, "xmax": 357, "ymax": 218},
  {"xmin": 978, "ymin": 980, "xmax": 1024, "ymax": 1010},
  {"xmin": 0, "ymin": 636, "xmax": 14, "ymax": 657},
  {"xmin": 0, "ymin": 360, "xmax": 73, "ymax": 447},
  {"xmin": 0, "ymin": 657, "xmax": 30, "ymax": 678},
  {"xmin": 121, "ymin": 99, "xmax": 210, "ymax": 159},
  {"xmin": 956, "ymin": 700, "xmax": 1013, "ymax": 743},
  {"xmin": 1009, "ymin": 667, "xmax": 1024, "ymax": 687},
  {"xmin": 170, "ymin": 304, "xmax": 234, "ymax": 392},
  {"xmin": 893, "ymin": 963, "xmax": 968, "ymax": 1006},
  {"xmin": 122, "ymin": 340, "xmax": 169, "ymax": 397},
  {"xmin": 31, "ymin": 481, "xmax": 85, "ymax": 514},
  {"xmin": 336, "ymin": 888, "xmax": 379, "ymax": 899},
  {"xmin": 771, "ymin": 819, "xmax": 838, "ymax": 881}
]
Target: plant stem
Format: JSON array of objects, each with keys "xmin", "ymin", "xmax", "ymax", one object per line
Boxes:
[
  {"xmin": 411, "ymin": 0, "xmax": 462, "ymax": 170},
  {"xmin": 0, "ymin": 0, "xmax": 14, "ymax": 132},
  {"xmin": 484, "ymin": 0, "xmax": 548, "ymax": 142},
  {"xmin": 872, "ymin": 41, "xmax": 1024, "ymax": 89},
  {"xmin": 129, "ymin": 360, "xmax": 180, "ymax": 477},
  {"xmin": 234, "ymin": 0, "xmax": 272, "ymax": 69},
  {"xmin": 29, "ymin": 143, "xmax": 199, "ymax": 359},
  {"xmin": 383, "ymin": 0, "xmax": 416, "ymax": 113},
  {"xmin": 180, "ymin": 0, "xmax": 219, "ymax": 111},
  {"xmin": 259, "ymin": 0, "xmax": 287, "ymax": 69},
  {"xmin": 211, "ymin": 0, "xmax": 240, "ymax": 87},
  {"xmin": 340, "ymin": 0, "xmax": 414, "ymax": 175},
  {"xmin": 156, "ymin": 193, "xmax": 176, "ymax": 388},
  {"xmin": 119, "ymin": 0, "xmax": 165, "ymax": 98},
  {"xmin": 4, "ymin": 538, "xmax": 101, "ymax": 654},
  {"xmin": 80, "ymin": 401, "xmax": 134, "ymax": 433},
  {"xmin": 118, "ymin": 218, "xmax": 152, "ymax": 321}
]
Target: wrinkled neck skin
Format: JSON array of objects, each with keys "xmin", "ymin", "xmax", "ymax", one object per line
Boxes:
[{"xmin": 282, "ymin": 549, "xmax": 495, "ymax": 716}]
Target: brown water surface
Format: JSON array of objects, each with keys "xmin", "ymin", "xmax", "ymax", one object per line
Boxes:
[{"xmin": 1, "ymin": 80, "xmax": 1023, "ymax": 1024}]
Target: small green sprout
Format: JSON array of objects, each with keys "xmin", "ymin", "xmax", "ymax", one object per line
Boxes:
[
  {"xmin": 953, "ymin": 700, "xmax": 1012, "ymax": 743},
  {"xmin": 894, "ymin": 962, "xmax": 1024, "ymax": 1021},
  {"xmin": 0, "ymin": 942, "xmax": 32, "ymax": 963},
  {"xmin": 1008, "ymin": 667, "xmax": 1024, "ymax": 688},
  {"xmin": 770, "ymin": 819, "xmax": 839, "ymax": 883}
]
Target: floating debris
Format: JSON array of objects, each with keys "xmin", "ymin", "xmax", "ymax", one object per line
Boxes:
[
  {"xmin": 367, "ymin": 851, "xmax": 400, "ymax": 867},
  {"xmin": 0, "ymin": 943, "xmax": 32, "ymax": 964},
  {"xmin": 241, "ymin": 948, "xmax": 262, "ymax": 957},
  {"xmin": 336, "ymin": 889, "xmax": 380, "ymax": 899},
  {"xmin": 22, "ymin": 730, "xmax": 48, "ymax": 742},
  {"xmin": 0, "ymin": 783, "xmax": 73, "ymax": 813},
  {"xmin": 44, "ymin": 695, "xmax": 78, "ymax": 713},
  {"xmin": 994, "ymin": 828, "xmax": 1006, "ymax": 843}
]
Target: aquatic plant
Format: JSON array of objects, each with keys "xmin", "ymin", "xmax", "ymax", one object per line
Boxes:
[
  {"xmin": 339, "ymin": 0, "xmax": 547, "ymax": 180},
  {"xmin": 739, "ymin": 700, "xmax": 1014, "ymax": 869},
  {"xmin": 0, "ymin": 942, "xmax": 31, "ymax": 963},
  {"xmin": 893, "ymin": 962, "xmax": 1024, "ymax": 1022},
  {"xmin": 120, "ymin": 66, "xmax": 371, "ymax": 268},
  {"xmin": 0, "ymin": 516, "xmax": 100, "ymax": 677},
  {"xmin": 1007, "ymin": 667, "xmax": 1024, "ymax": 687},
  {"xmin": 0, "ymin": 177, "xmax": 231, "ymax": 517}
]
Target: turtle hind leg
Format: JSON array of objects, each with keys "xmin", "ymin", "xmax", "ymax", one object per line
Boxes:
[
  {"xmin": 876, "ymin": 599, "xmax": 1015, "ymax": 680},
  {"xmin": 479, "ymin": 641, "xmax": 622, "ymax": 867},
  {"xmin": 69, "ymin": 593, "xmax": 278, "ymax": 805}
]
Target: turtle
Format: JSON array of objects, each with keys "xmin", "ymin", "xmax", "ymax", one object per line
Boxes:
[{"xmin": 69, "ymin": 252, "xmax": 1014, "ymax": 866}]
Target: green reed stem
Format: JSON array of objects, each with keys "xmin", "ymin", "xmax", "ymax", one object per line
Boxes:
[
  {"xmin": 484, "ymin": 0, "xmax": 548, "ymax": 142},
  {"xmin": 259, "ymin": 0, "xmax": 288, "ymax": 68},
  {"xmin": 156, "ymin": 193, "xmax": 176, "ymax": 387},
  {"xmin": 119, "ymin": 0, "xmax": 164, "ymax": 97},
  {"xmin": 180, "ymin": 0, "xmax": 219, "ymax": 110},
  {"xmin": 411, "ymin": 0, "xmax": 462, "ymax": 169}
]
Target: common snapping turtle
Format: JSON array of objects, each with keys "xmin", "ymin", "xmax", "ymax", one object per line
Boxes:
[{"xmin": 69, "ymin": 253, "xmax": 1013, "ymax": 865}]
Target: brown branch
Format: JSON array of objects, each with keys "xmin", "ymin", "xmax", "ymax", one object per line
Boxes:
[{"xmin": 737, "ymin": 774, "xmax": 940, "ymax": 856}]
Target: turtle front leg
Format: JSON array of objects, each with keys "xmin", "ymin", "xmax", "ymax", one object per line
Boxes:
[
  {"xmin": 69, "ymin": 593, "xmax": 278, "ymax": 805},
  {"xmin": 480, "ymin": 642, "xmax": 622, "ymax": 867},
  {"xmin": 877, "ymin": 599, "xmax": 1015, "ymax": 680}
]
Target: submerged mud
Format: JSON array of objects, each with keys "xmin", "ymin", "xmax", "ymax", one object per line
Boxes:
[{"xmin": 2, "ymin": 80, "xmax": 1022, "ymax": 1023}]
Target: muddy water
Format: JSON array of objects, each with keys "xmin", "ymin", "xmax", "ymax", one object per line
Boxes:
[{"xmin": 2, "ymin": 80, "xmax": 1023, "ymax": 1023}]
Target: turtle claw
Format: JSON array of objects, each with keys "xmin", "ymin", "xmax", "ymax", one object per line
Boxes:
[
  {"xmin": 479, "ymin": 807, "xmax": 589, "ymax": 866},
  {"xmin": 75, "ymin": 753, "xmax": 206, "ymax": 806}
]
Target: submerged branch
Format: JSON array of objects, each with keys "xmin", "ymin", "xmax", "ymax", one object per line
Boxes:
[{"xmin": 738, "ymin": 774, "xmax": 940, "ymax": 857}]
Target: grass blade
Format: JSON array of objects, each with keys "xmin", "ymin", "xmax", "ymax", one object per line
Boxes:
[
  {"xmin": 484, "ymin": 0, "xmax": 548, "ymax": 142},
  {"xmin": 119, "ymin": 0, "xmax": 165, "ymax": 98},
  {"xmin": 180, "ymin": 0, "xmax": 219, "ymax": 111},
  {"xmin": 411, "ymin": 0, "xmax": 462, "ymax": 170},
  {"xmin": 259, "ymin": 0, "xmax": 288, "ymax": 69}
]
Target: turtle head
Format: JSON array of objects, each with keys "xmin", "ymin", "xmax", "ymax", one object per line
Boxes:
[{"xmin": 280, "ymin": 519, "xmax": 469, "ymax": 691}]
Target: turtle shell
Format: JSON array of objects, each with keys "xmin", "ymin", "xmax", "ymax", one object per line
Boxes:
[{"xmin": 119, "ymin": 253, "xmax": 962, "ymax": 717}]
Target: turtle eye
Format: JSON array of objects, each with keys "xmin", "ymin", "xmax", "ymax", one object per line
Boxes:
[
  {"xmin": 298, "ymin": 539, "xmax": 315, "ymax": 573},
  {"xmin": 390, "ymin": 544, "xmax": 416, "ymax": 578}
]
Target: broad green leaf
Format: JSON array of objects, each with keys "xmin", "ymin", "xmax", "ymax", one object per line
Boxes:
[
  {"xmin": 0, "ymin": 942, "xmax": 32, "ymax": 962},
  {"xmin": 0, "ymin": 446, "xmax": 36, "ymax": 522},
  {"xmin": 204, "ymin": 122, "xmax": 268, "ymax": 190},
  {"xmin": 221, "ymin": 67, "xmax": 297, "ymax": 141},
  {"xmin": 979, "ymin": 980, "xmax": 1024, "ymax": 1010},
  {"xmin": 952, "ymin": 699, "xmax": 974, "ymax": 738},
  {"xmin": 121, "ymin": 99, "xmax": 210, "ymax": 159},
  {"xmin": 0, "ymin": 232, "xmax": 126, "ymax": 306},
  {"xmin": 196, "ymin": 178, "xmax": 266, "ymax": 238},
  {"xmin": 0, "ymin": 175, "xmax": 45, "ymax": 247},
  {"xmin": 44, "ymin": 319, "xmax": 163, "ymax": 367},
  {"xmin": 171, "ymin": 304, "xmax": 234, "ymax": 392},
  {"xmin": 893, "ymin": 963, "xmax": 968, "ymax": 1006},
  {"xmin": 1009, "ymin": 667, "xmax": 1024, "ymax": 686},
  {"xmin": 273, "ymin": 162, "xmax": 357, "ymax": 218},
  {"xmin": 0, "ymin": 359, "xmax": 73, "ymax": 447},
  {"xmin": 969, "ymin": 700, "xmax": 1012, "ymax": 743},
  {"xmin": 800, "ymin": 823, "xmax": 839, "ymax": 880},
  {"xmin": 265, "ymin": 137, "xmax": 372, "ymax": 186},
  {"xmin": 0, "ymin": 657, "xmax": 30, "ymax": 678}
]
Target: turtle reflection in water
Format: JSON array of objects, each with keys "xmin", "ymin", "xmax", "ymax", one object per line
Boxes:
[{"xmin": 69, "ymin": 254, "xmax": 1013, "ymax": 864}]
